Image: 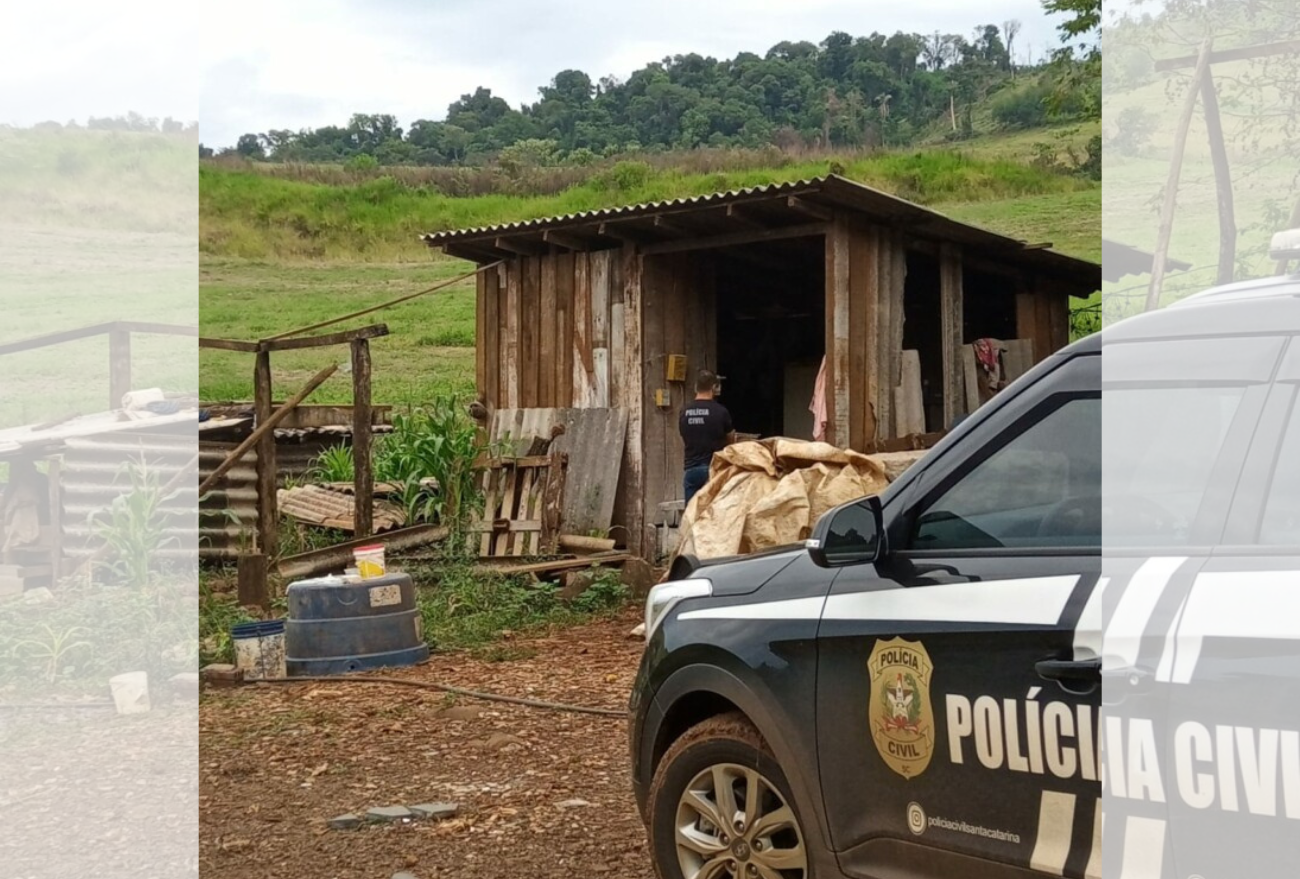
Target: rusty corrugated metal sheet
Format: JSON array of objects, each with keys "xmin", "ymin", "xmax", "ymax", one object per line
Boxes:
[
  {"xmin": 198, "ymin": 441, "xmax": 257, "ymax": 561},
  {"xmin": 277, "ymin": 485, "xmax": 406, "ymax": 532},
  {"xmin": 59, "ymin": 430, "xmax": 199, "ymax": 567}
]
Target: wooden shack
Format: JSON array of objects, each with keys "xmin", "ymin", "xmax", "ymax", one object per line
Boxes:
[{"xmin": 422, "ymin": 174, "xmax": 1100, "ymax": 555}]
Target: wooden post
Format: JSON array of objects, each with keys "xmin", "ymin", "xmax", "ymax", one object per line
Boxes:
[
  {"xmin": 620, "ymin": 243, "xmax": 646, "ymax": 557},
  {"xmin": 1276, "ymin": 200, "xmax": 1300, "ymax": 275},
  {"xmin": 109, "ymin": 326, "xmax": 131, "ymax": 409},
  {"xmin": 1147, "ymin": 39, "xmax": 1213, "ymax": 312},
  {"xmin": 940, "ymin": 243, "xmax": 965, "ymax": 429},
  {"xmin": 351, "ymin": 338, "xmax": 374, "ymax": 539},
  {"xmin": 1200, "ymin": 64, "xmax": 1237, "ymax": 286},
  {"xmin": 198, "ymin": 364, "xmax": 338, "ymax": 496},
  {"xmin": 825, "ymin": 223, "xmax": 850, "ymax": 447},
  {"xmin": 254, "ymin": 351, "xmax": 278, "ymax": 560},
  {"xmin": 46, "ymin": 457, "xmax": 61, "ymax": 582},
  {"xmin": 237, "ymin": 552, "xmax": 269, "ymax": 610}
]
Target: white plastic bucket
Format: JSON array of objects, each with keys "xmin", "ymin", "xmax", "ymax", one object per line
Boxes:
[
  {"xmin": 354, "ymin": 545, "xmax": 386, "ymax": 579},
  {"xmin": 109, "ymin": 671, "xmax": 151, "ymax": 715},
  {"xmin": 232, "ymin": 620, "xmax": 287, "ymax": 680}
]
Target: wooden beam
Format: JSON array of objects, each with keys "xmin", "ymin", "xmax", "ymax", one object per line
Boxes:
[
  {"xmin": 725, "ymin": 204, "xmax": 765, "ymax": 229},
  {"xmin": 940, "ymin": 243, "xmax": 965, "ymax": 430},
  {"xmin": 641, "ymin": 222, "xmax": 826, "ymax": 257},
  {"xmin": 199, "ymin": 337, "xmax": 261, "ymax": 353},
  {"xmin": 494, "ymin": 236, "xmax": 546, "ymax": 256},
  {"xmin": 108, "ymin": 326, "xmax": 131, "ymax": 409},
  {"xmin": 276, "ymin": 524, "xmax": 449, "ymax": 581},
  {"xmin": 0, "ymin": 322, "xmax": 115, "ymax": 356},
  {"xmin": 258, "ymin": 324, "xmax": 389, "ymax": 353},
  {"xmin": 1154, "ymin": 38, "xmax": 1300, "ymax": 72},
  {"xmin": 787, "ymin": 196, "xmax": 833, "ymax": 221},
  {"xmin": 442, "ymin": 242, "xmax": 503, "ymax": 262},
  {"xmin": 653, "ymin": 215, "xmax": 689, "ymax": 235},
  {"xmin": 597, "ymin": 222, "xmax": 650, "ymax": 244},
  {"xmin": 351, "ymin": 339, "xmax": 374, "ymax": 539},
  {"xmin": 201, "ymin": 363, "xmax": 339, "ymax": 498},
  {"xmin": 115, "ymin": 321, "xmax": 199, "ymax": 337},
  {"xmin": 542, "ymin": 229, "xmax": 595, "ymax": 251}
]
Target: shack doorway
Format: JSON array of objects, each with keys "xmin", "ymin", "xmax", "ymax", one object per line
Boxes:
[
  {"xmin": 903, "ymin": 250, "xmax": 944, "ymax": 433},
  {"xmin": 714, "ymin": 238, "xmax": 826, "ymax": 441}
]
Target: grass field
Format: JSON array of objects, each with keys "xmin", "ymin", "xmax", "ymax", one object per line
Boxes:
[
  {"xmin": 200, "ymin": 123, "xmax": 1099, "ymax": 262},
  {"xmin": 200, "ymin": 257, "xmax": 478, "ymax": 405},
  {"xmin": 0, "ymin": 128, "xmax": 196, "ymax": 427},
  {"xmin": 200, "ymin": 126, "xmax": 1102, "ymax": 406}
]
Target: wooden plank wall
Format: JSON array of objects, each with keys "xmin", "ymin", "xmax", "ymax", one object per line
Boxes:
[
  {"xmin": 479, "ymin": 251, "xmax": 622, "ymax": 412},
  {"xmin": 1015, "ymin": 274, "xmax": 1070, "ymax": 368},
  {"xmin": 825, "ymin": 220, "xmax": 907, "ymax": 451},
  {"xmin": 639, "ymin": 253, "xmax": 718, "ymax": 546}
]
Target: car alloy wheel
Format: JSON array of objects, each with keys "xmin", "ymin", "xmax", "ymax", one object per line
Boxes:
[{"xmin": 674, "ymin": 761, "xmax": 807, "ymax": 879}]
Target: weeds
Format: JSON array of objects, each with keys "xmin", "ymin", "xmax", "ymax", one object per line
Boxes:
[{"xmin": 571, "ymin": 569, "xmax": 630, "ymax": 614}]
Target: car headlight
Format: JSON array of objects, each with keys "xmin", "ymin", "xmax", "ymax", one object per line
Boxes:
[{"xmin": 644, "ymin": 578, "xmax": 713, "ymax": 642}]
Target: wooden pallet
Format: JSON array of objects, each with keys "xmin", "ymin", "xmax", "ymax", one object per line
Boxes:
[{"xmin": 471, "ymin": 453, "xmax": 567, "ymax": 558}]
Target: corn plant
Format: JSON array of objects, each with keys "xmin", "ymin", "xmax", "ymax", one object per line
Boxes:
[
  {"xmin": 88, "ymin": 458, "xmax": 179, "ymax": 587},
  {"xmin": 375, "ymin": 398, "xmax": 487, "ymax": 529},
  {"xmin": 12, "ymin": 624, "xmax": 93, "ymax": 683},
  {"xmin": 308, "ymin": 444, "xmax": 355, "ymax": 483}
]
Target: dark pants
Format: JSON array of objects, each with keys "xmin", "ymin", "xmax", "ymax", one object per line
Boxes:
[{"xmin": 683, "ymin": 464, "xmax": 711, "ymax": 505}]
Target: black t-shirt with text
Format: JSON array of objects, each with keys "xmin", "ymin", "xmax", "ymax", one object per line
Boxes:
[{"xmin": 679, "ymin": 399, "xmax": 733, "ymax": 468}]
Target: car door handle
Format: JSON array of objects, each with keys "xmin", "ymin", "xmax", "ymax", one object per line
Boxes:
[{"xmin": 1035, "ymin": 658, "xmax": 1101, "ymax": 695}]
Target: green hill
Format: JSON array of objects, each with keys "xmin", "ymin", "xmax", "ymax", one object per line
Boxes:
[{"xmin": 199, "ymin": 127, "xmax": 1100, "ymax": 405}]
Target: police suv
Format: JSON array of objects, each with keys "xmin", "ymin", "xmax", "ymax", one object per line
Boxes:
[{"xmin": 629, "ymin": 232, "xmax": 1300, "ymax": 879}]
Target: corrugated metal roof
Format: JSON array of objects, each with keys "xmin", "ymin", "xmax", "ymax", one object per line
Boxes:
[
  {"xmin": 419, "ymin": 174, "xmax": 1100, "ymax": 290},
  {"xmin": 420, "ymin": 177, "xmax": 826, "ymax": 242}
]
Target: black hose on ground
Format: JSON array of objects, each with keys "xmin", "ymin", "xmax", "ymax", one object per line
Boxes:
[{"xmin": 249, "ymin": 674, "xmax": 628, "ymax": 718}]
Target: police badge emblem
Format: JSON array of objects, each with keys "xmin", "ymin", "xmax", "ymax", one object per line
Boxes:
[{"xmin": 868, "ymin": 637, "xmax": 935, "ymax": 779}]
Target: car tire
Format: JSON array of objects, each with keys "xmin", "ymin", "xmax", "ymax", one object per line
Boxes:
[{"xmin": 648, "ymin": 711, "xmax": 811, "ymax": 879}]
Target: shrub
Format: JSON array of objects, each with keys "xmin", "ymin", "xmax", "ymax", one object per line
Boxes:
[
  {"xmin": 605, "ymin": 160, "xmax": 651, "ymax": 192},
  {"xmin": 345, "ymin": 153, "xmax": 379, "ymax": 172},
  {"xmin": 990, "ymin": 81, "xmax": 1052, "ymax": 130},
  {"xmin": 1106, "ymin": 106, "xmax": 1157, "ymax": 157}
]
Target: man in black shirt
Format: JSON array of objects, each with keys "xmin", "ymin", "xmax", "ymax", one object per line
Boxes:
[{"xmin": 679, "ymin": 370, "xmax": 735, "ymax": 505}]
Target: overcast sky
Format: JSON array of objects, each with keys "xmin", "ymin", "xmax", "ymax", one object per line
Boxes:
[{"xmin": 2, "ymin": 1, "xmax": 1066, "ymax": 147}]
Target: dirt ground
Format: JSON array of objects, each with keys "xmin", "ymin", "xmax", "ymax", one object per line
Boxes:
[{"xmin": 199, "ymin": 607, "xmax": 654, "ymax": 879}]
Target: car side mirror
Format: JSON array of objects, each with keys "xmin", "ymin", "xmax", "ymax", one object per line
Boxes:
[{"xmin": 807, "ymin": 495, "xmax": 885, "ymax": 568}]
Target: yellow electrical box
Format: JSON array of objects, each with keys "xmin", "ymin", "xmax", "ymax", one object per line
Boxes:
[
  {"xmin": 654, "ymin": 388, "xmax": 671, "ymax": 408},
  {"xmin": 666, "ymin": 354, "xmax": 689, "ymax": 383}
]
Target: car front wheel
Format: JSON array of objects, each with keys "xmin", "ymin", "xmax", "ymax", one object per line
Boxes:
[{"xmin": 648, "ymin": 712, "xmax": 809, "ymax": 879}]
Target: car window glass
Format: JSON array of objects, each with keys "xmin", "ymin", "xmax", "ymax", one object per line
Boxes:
[
  {"xmin": 1259, "ymin": 395, "xmax": 1300, "ymax": 547},
  {"xmin": 910, "ymin": 396, "xmax": 1100, "ymax": 551},
  {"xmin": 1102, "ymin": 385, "xmax": 1245, "ymax": 547}
]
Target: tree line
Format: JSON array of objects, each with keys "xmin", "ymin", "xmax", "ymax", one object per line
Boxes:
[
  {"xmin": 15, "ymin": 113, "xmax": 199, "ymax": 135},
  {"xmin": 209, "ymin": 22, "xmax": 1096, "ymax": 167}
]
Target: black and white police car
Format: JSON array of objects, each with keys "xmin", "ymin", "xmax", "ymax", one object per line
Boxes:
[{"xmin": 628, "ymin": 231, "xmax": 1300, "ymax": 879}]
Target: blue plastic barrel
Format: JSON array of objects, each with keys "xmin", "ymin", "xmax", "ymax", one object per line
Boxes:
[{"xmin": 284, "ymin": 572, "xmax": 428, "ymax": 676}]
